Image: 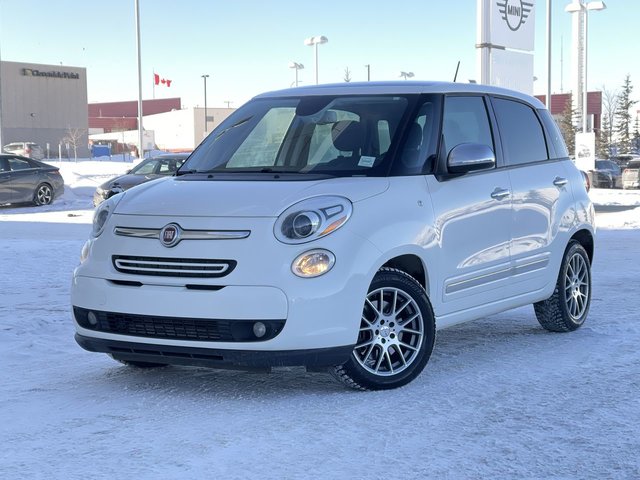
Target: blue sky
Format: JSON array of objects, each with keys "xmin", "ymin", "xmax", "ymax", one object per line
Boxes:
[{"xmin": 0, "ymin": 0, "xmax": 636, "ymax": 109}]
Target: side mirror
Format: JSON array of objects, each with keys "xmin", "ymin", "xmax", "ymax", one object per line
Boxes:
[{"xmin": 447, "ymin": 143, "xmax": 495, "ymax": 174}]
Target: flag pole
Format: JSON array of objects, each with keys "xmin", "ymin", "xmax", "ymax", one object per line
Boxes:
[
  {"xmin": 152, "ymin": 69, "xmax": 155, "ymax": 99},
  {"xmin": 134, "ymin": 0, "xmax": 144, "ymax": 159}
]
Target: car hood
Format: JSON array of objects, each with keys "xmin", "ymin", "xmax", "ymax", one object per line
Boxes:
[
  {"xmin": 114, "ymin": 175, "xmax": 390, "ymax": 217},
  {"xmin": 100, "ymin": 174, "xmax": 158, "ymax": 190}
]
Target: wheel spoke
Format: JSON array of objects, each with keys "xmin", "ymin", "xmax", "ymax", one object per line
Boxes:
[
  {"xmin": 391, "ymin": 290, "xmax": 398, "ymax": 315},
  {"xmin": 362, "ymin": 343, "xmax": 375, "ymax": 364},
  {"xmin": 374, "ymin": 348, "xmax": 385, "ymax": 373},
  {"xmin": 399, "ymin": 341, "xmax": 418, "ymax": 352},
  {"xmin": 356, "ymin": 339, "xmax": 374, "ymax": 349},
  {"xmin": 399, "ymin": 313, "xmax": 419, "ymax": 327},
  {"xmin": 385, "ymin": 351, "xmax": 394, "ymax": 374},
  {"xmin": 365, "ymin": 298, "xmax": 380, "ymax": 316},
  {"xmin": 394, "ymin": 300, "xmax": 411, "ymax": 318},
  {"xmin": 395, "ymin": 346, "xmax": 407, "ymax": 366},
  {"xmin": 402, "ymin": 327, "xmax": 422, "ymax": 335}
]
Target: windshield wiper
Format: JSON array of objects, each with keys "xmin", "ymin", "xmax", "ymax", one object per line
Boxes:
[
  {"xmin": 211, "ymin": 116, "xmax": 253, "ymax": 142},
  {"xmin": 258, "ymin": 168, "xmax": 299, "ymax": 174},
  {"xmin": 175, "ymin": 169, "xmax": 202, "ymax": 176}
]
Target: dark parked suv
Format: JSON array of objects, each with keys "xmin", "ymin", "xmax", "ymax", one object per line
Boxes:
[{"xmin": 593, "ymin": 159, "xmax": 621, "ymax": 188}]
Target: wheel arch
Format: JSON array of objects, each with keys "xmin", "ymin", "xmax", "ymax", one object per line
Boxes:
[
  {"xmin": 570, "ymin": 229, "xmax": 594, "ymax": 264},
  {"xmin": 379, "ymin": 252, "xmax": 430, "ymax": 297}
]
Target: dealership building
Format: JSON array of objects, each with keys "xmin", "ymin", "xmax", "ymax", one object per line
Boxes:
[{"xmin": 0, "ymin": 60, "xmax": 89, "ymax": 157}]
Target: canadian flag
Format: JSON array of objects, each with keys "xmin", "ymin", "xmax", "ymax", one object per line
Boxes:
[{"xmin": 153, "ymin": 73, "xmax": 172, "ymax": 87}]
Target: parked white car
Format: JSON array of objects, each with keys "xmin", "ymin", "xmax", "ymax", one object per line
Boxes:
[
  {"xmin": 3, "ymin": 142, "xmax": 45, "ymax": 160},
  {"xmin": 71, "ymin": 82, "xmax": 595, "ymax": 390}
]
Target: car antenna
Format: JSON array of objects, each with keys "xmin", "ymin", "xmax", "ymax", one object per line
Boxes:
[{"xmin": 453, "ymin": 61, "xmax": 460, "ymax": 82}]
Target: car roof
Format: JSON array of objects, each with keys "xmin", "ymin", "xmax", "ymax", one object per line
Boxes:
[
  {"xmin": 0, "ymin": 153, "xmax": 34, "ymax": 160},
  {"xmin": 254, "ymin": 81, "xmax": 546, "ymax": 109},
  {"xmin": 146, "ymin": 153, "xmax": 190, "ymax": 161}
]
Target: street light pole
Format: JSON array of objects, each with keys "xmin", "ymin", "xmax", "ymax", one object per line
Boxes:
[
  {"xmin": 546, "ymin": 0, "xmax": 552, "ymax": 109},
  {"xmin": 134, "ymin": 0, "xmax": 144, "ymax": 158},
  {"xmin": 365, "ymin": 64, "xmax": 370, "ymax": 81},
  {"xmin": 202, "ymin": 74, "xmax": 209, "ymax": 133},
  {"xmin": 565, "ymin": 1, "xmax": 606, "ymax": 133},
  {"xmin": 304, "ymin": 36, "xmax": 328, "ymax": 85},
  {"xmin": 288, "ymin": 62, "xmax": 304, "ymax": 87}
]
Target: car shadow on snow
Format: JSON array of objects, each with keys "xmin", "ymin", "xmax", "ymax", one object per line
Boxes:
[{"xmin": 81, "ymin": 306, "xmax": 600, "ymax": 398}]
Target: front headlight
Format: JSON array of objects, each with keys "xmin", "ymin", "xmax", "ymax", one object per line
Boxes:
[
  {"xmin": 274, "ymin": 196, "xmax": 352, "ymax": 244},
  {"xmin": 91, "ymin": 195, "xmax": 122, "ymax": 238}
]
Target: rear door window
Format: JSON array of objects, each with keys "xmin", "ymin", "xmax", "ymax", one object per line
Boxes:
[
  {"xmin": 8, "ymin": 158, "xmax": 32, "ymax": 171},
  {"xmin": 493, "ymin": 98, "xmax": 549, "ymax": 166}
]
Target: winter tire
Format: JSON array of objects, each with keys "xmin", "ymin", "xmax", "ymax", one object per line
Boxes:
[
  {"xmin": 34, "ymin": 183, "xmax": 53, "ymax": 206},
  {"xmin": 330, "ymin": 268, "xmax": 436, "ymax": 391},
  {"xmin": 534, "ymin": 241, "xmax": 591, "ymax": 332}
]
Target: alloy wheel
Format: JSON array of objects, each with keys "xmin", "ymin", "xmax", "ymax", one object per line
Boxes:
[
  {"xmin": 564, "ymin": 252, "xmax": 589, "ymax": 321},
  {"xmin": 354, "ymin": 287, "xmax": 424, "ymax": 376}
]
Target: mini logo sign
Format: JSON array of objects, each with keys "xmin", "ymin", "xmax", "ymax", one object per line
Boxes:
[
  {"xmin": 22, "ymin": 68, "xmax": 80, "ymax": 79},
  {"xmin": 496, "ymin": 0, "xmax": 533, "ymax": 31},
  {"xmin": 159, "ymin": 223, "xmax": 181, "ymax": 248}
]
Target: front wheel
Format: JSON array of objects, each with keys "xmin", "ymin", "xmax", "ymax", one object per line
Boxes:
[
  {"xmin": 534, "ymin": 241, "xmax": 591, "ymax": 332},
  {"xmin": 330, "ymin": 268, "xmax": 436, "ymax": 391}
]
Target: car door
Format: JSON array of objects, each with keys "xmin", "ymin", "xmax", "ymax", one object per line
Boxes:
[
  {"xmin": 426, "ymin": 95, "xmax": 512, "ymax": 316},
  {"xmin": 7, "ymin": 157, "xmax": 39, "ymax": 203},
  {"xmin": 490, "ymin": 97, "xmax": 575, "ymax": 295},
  {"xmin": 0, "ymin": 159, "xmax": 12, "ymax": 204}
]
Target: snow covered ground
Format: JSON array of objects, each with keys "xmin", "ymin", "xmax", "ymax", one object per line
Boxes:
[{"xmin": 1, "ymin": 160, "xmax": 639, "ymax": 479}]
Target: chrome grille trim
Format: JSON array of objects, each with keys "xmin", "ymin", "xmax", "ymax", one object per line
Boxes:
[
  {"xmin": 112, "ymin": 255, "xmax": 236, "ymax": 278},
  {"xmin": 114, "ymin": 226, "xmax": 250, "ymax": 240}
]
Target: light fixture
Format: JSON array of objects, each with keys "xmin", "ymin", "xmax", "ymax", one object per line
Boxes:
[{"xmin": 304, "ymin": 36, "xmax": 328, "ymax": 85}]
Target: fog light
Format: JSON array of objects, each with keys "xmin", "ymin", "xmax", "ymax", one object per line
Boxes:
[
  {"xmin": 253, "ymin": 322, "xmax": 267, "ymax": 338},
  {"xmin": 87, "ymin": 311, "xmax": 98, "ymax": 327},
  {"xmin": 292, "ymin": 249, "xmax": 335, "ymax": 278}
]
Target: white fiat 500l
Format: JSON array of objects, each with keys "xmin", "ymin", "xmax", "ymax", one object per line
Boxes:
[{"xmin": 72, "ymin": 82, "xmax": 595, "ymax": 390}]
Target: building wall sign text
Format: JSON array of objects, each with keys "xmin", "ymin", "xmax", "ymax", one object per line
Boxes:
[{"xmin": 22, "ymin": 68, "xmax": 80, "ymax": 80}]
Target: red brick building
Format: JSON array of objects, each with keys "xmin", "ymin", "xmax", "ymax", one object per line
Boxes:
[
  {"xmin": 535, "ymin": 92, "xmax": 602, "ymax": 132},
  {"xmin": 88, "ymin": 97, "xmax": 181, "ymax": 133}
]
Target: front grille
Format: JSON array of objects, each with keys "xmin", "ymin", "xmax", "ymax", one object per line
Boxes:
[
  {"xmin": 113, "ymin": 255, "xmax": 236, "ymax": 278},
  {"xmin": 73, "ymin": 307, "xmax": 284, "ymax": 342}
]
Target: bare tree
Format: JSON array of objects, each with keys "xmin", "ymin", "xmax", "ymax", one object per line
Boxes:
[
  {"xmin": 600, "ymin": 86, "xmax": 618, "ymax": 158},
  {"xmin": 343, "ymin": 67, "xmax": 352, "ymax": 83},
  {"xmin": 63, "ymin": 127, "xmax": 86, "ymax": 162}
]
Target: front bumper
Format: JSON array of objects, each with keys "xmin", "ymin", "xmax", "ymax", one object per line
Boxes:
[
  {"xmin": 75, "ymin": 334, "xmax": 353, "ymax": 370},
  {"xmin": 72, "ymin": 213, "xmax": 382, "ymax": 355}
]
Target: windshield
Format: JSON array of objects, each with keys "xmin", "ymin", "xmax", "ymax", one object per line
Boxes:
[
  {"xmin": 180, "ymin": 95, "xmax": 414, "ymax": 177},
  {"xmin": 131, "ymin": 157, "xmax": 186, "ymax": 175}
]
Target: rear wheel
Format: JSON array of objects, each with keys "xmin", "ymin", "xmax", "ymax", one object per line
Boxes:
[
  {"xmin": 330, "ymin": 268, "xmax": 436, "ymax": 391},
  {"xmin": 534, "ymin": 241, "xmax": 591, "ymax": 332},
  {"xmin": 33, "ymin": 183, "xmax": 53, "ymax": 206}
]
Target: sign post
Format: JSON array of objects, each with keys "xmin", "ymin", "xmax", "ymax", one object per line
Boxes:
[{"xmin": 477, "ymin": 0, "xmax": 537, "ymax": 94}]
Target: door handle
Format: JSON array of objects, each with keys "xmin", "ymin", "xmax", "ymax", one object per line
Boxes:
[
  {"xmin": 553, "ymin": 177, "xmax": 568, "ymax": 187},
  {"xmin": 490, "ymin": 188, "xmax": 510, "ymax": 200}
]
